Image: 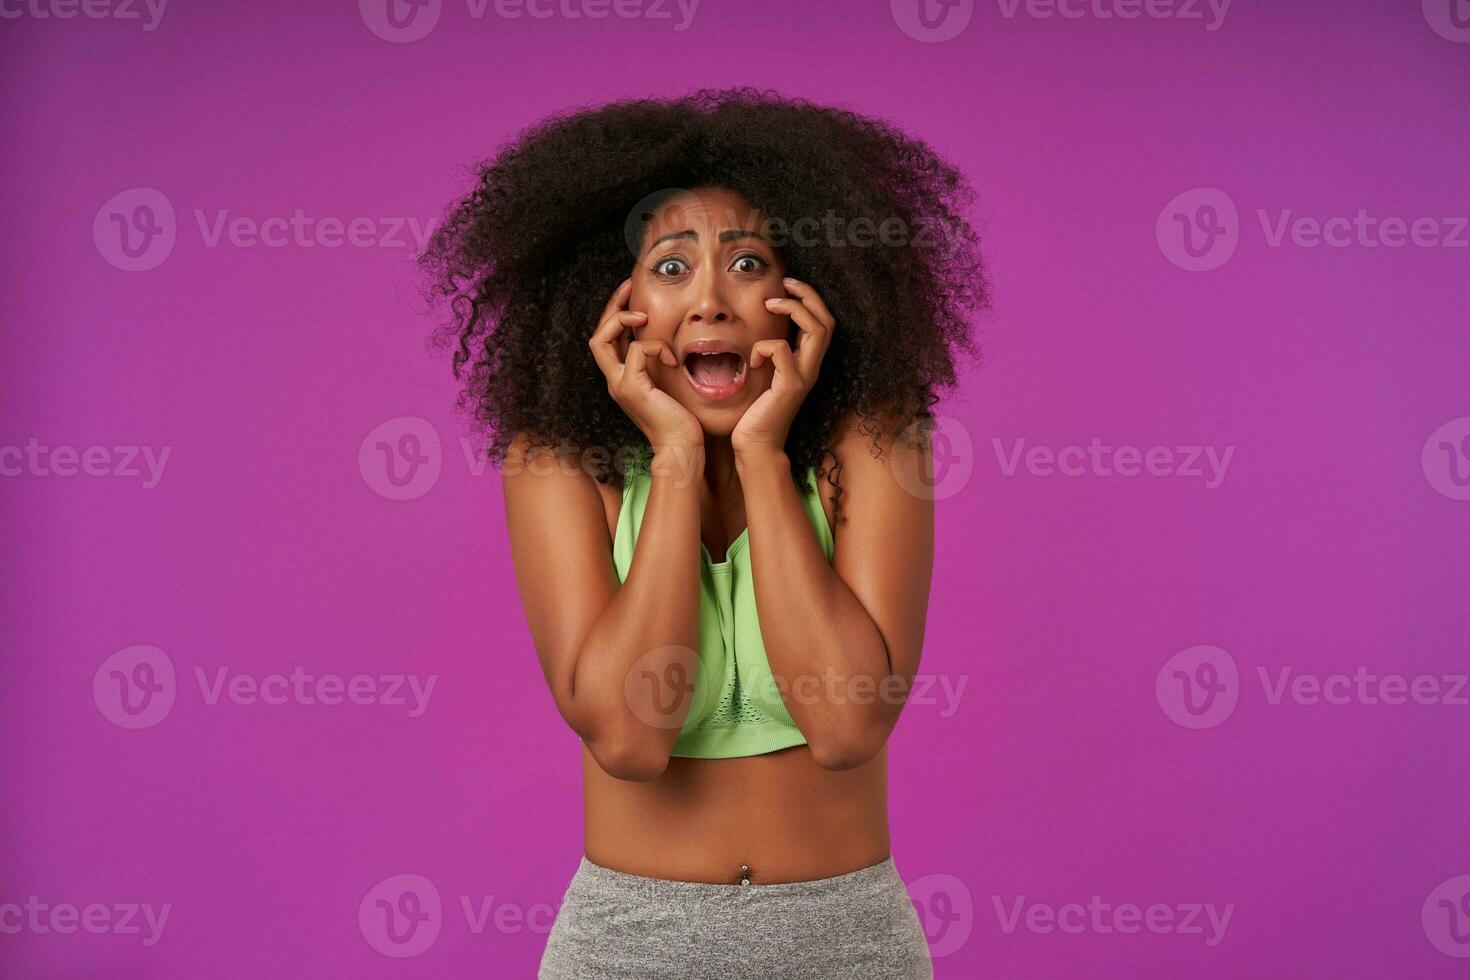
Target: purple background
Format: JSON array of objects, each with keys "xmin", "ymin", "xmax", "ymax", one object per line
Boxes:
[{"xmin": 3, "ymin": 0, "xmax": 1469, "ymax": 976}]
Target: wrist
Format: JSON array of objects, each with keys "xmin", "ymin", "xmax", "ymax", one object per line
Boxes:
[
  {"xmin": 651, "ymin": 442, "xmax": 705, "ymax": 482},
  {"xmin": 651, "ymin": 439, "xmax": 703, "ymax": 456},
  {"xmin": 734, "ymin": 446, "xmax": 789, "ymax": 473}
]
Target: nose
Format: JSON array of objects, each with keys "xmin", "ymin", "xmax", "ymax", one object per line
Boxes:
[{"xmin": 686, "ymin": 266, "xmax": 732, "ymax": 324}]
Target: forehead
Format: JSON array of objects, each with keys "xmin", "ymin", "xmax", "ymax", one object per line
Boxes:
[{"xmin": 645, "ymin": 188, "xmax": 762, "ymax": 233}]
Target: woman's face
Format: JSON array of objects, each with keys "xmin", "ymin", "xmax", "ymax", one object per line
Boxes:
[{"xmin": 629, "ymin": 187, "xmax": 791, "ymax": 437}]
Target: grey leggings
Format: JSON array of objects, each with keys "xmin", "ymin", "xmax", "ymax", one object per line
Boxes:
[{"xmin": 537, "ymin": 854, "xmax": 934, "ymax": 979}]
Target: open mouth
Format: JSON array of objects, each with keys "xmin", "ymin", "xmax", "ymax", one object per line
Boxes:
[{"xmin": 682, "ymin": 351, "xmax": 747, "ymax": 399}]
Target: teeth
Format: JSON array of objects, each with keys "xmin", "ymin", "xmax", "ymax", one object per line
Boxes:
[{"xmin": 684, "ymin": 351, "xmax": 745, "ymax": 387}]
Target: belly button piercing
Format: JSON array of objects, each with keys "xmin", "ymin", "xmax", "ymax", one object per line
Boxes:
[{"xmin": 738, "ymin": 864, "xmax": 750, "ymax": 886}]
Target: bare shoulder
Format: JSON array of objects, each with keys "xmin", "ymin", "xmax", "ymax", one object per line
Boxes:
[
  {"xmin": 829, "ymin": 407, "xmax": 931, "ymax": 465},
  {"xmin": 502, "ymin": 431, "xmax": 623, "ymax": 544},
  {"xmin": 817, "ymin": 409, "xmax": 935, "ymax": 527}
]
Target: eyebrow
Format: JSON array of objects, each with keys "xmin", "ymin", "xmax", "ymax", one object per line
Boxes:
[{"xmin": 643, "ymin": 228, "xmax": 766, "ymax": 255}]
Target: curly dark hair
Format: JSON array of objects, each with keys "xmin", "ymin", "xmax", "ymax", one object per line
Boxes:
[{"xmin": 418, "ymin": 87, "xmax": 988, "ymax": 524}]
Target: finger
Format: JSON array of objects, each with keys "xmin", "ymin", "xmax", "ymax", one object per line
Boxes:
[
  {"xmin": 622, "ymin": 338, "xmax": 647, "ymax": 384},
  {"xmin": 763, "ymin": 297, "xmax": 830, "ymax": 380},
  {"xmin": 589, "ymin": 278, "xmax": 635, "ymax": 355},
  {"xmin": 766, "ymin": 340, "xmax": 799, "ymax": 384},
  {"xmin": 750, "ymin": 339, "xmax": 796, "ymax": 381},
  {"xmin": 589, "ymin": 311, "xmax": 648, "ymax": 376},
  {"xmin": 631, "ymin": 339, "xmax": 677, "ymax": 368},
  {"xmin": 589, "ymin": 310, "xmax": 649, "ymax": 379},
  {"xmin": 780, "ymin": 277, "xmax": 835, "ymax": 329},
  {"xmin": 601, "ymin": 278, "xmax": 634, "ymax": 320},
  {"xmin": 624, "ymin": 341, "xmax": 676, "ymax": 391}
]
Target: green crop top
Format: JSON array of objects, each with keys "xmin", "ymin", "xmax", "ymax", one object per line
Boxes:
[{"xmin": 611, "ymin": 445, "xmax": 835, "ymax": 759}]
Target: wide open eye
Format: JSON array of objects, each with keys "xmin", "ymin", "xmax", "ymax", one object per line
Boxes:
[
  {"xmin": 652, "ymin": 257, "xmax": 690, "ymax": 278},
  {"xmin": 730, "ymin": 253, "xmax": 767, "ymax": 274}
]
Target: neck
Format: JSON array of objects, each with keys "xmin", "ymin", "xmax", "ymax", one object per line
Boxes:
[{"xmin": 701, "ymin": 434, "xmax": 738, "ymax": 493}]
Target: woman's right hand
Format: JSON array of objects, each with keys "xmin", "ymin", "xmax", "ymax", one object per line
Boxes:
[{"xmin": 588, "ymin": 279, "xmax": 704, "ymax": 453}]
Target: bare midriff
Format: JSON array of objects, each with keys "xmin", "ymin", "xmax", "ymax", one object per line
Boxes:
[
  {"xmin": 582, "ymin": 744, "xmax": 891, "ymax": 885},
  {"xmin": 583, "ymin": 467, "xmax": 890, "ymax": 885}
]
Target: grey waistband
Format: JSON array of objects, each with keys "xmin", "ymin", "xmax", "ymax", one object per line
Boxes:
[{"xmin": 569, "ymin": 854, "xmax": 902, "ymax": 900}]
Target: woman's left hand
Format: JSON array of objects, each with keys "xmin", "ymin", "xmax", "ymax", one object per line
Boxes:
[{"xmin": 731, "ymin": 277, "xmax": 836, "ymax": 458}]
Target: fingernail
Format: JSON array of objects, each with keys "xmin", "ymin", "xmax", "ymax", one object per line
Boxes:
[
  {"xmin": 764, "ymin": 298, "xmax": 782, "ymax": 306},
  {"xmin": 782, "ymin": 277, "xmax": 799, "ymax": 285}
]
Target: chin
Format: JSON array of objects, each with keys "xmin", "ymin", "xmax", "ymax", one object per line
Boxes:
[
  {"xmin": 665, "ymin": 381, "xmax": 765, "ymax": 440},
  {"xmin": 687, "ymin": 407, "xmax": 740, "ymax": 438}
]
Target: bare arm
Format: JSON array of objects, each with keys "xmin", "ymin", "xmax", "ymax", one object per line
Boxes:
[
  {"xmin": 737, "ymin": 418, "xmax": 935, "ymax": 770},
  {"xmin": 502, "ymin": 278, "xmax": 711, "ymax": 780},
  {"xmin": 502, "ymin": 435, "xmax": 707, "ymax": 781}
]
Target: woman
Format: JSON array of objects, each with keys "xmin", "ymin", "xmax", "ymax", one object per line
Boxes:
[{"xmin": 420, "ymin": 88, "xmax": 986, "ymax": 978}]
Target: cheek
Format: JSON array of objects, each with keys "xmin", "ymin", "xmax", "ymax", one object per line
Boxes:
[
  {"xmin": 628, "ymin": 282, "xmax": 682, "ymax": 339},
  {"xmin": 627, "ymin": 278, "xmax": 650, "ymax": 317},
  {"xmin": 747, "ymin": 296, "xmax": 791, "ymax": 338}
]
